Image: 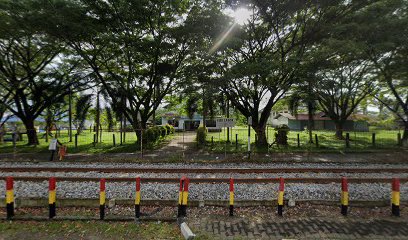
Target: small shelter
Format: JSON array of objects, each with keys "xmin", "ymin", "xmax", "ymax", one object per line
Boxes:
[{"xmin": 161, "ymin": 112, "xmax": 222, "ymax": 131}]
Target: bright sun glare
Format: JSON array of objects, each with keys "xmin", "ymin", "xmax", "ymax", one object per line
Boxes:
[{"xmin": 232, "ymin": 8, "xmax": 252, "ymax": 25}]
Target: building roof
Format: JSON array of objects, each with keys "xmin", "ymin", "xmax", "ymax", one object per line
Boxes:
[{"xmin": 275, "ymin": 112, "xmax": 366, "ymax": 121}]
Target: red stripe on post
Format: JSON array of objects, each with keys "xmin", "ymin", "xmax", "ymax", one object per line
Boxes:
[
  {"xmin": 184, "ymin": 178, "xmax": 189, "ymax": 192},
  {"xmin": 49, "ymin": 177, "xmax": 56, "ymax": 191},
  {"xmin": 6, "ymin": 177, "xmax": 13, "ymax": 190},
  {"xmin": 392, "ymin": 178, "xmax": 400, "ymax": 192},
  {"xmin": 136, "ymin": 177, "xmax": 141, "ymax": 191},
  {"xmin": 100, "ymin": 178, "xmax": 106, "ymax": 191},
  {"xmin": 229, "ymin": 178, "xmax": 234, "ymax": 192},
  {"xmin": 341, "ymin": 177, "xmax": 348, "ymax": 192},
  {"xmin": 179, "ymin": 177, "xmax": 185, "ymax": 191},
  {"xmin": 279, "ymin": 177, "xmax": 284, "ymax": 191}
]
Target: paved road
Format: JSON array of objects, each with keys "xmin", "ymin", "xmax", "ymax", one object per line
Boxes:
[{"xmin": 192, "ymin": 217, "xmax": 408, "ymax": 239}]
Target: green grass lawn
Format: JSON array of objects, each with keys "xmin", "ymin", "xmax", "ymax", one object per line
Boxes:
[
  {"xmin": 0, "ymin": 130, "xmax": 173, "ymax": 154},
  {"xmin": 0, "ymin": 220, "xmax": 182, "ymax": 240},
  {"xmin": 206, "ymin": 127, "xmax": 403, "ymax": 153}
]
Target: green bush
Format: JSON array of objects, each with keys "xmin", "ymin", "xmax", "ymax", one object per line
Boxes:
[
  {"xmin": 152, "ymin": 126, "xmax": 161, "ymax": 140},
  {"xmin": 168, "ymin": 125, "xmax": 175, "ymax": 134},
  {"xmin": 165, "ymin": 124, "xmax": 171, "ymax": 135},
  {"xmin": 196, "ymin": 126, "xmax": 207, "ymax": 146},
  {"xmin": 160, "ymin": 126, "xmax": 167, "ymax": 137},
  {"xmin": 143, "ymin": 128, "xmax": 156, "ymax": 144}
]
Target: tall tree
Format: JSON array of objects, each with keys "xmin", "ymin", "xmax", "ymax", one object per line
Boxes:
[
  {"xmin": 315, "ymin": 56, "xmax": 373, "ymax": 139},
  {"xmin": 219, "ymin": 1, "xmax": 364, "ymax": 147},
  {"xmin": 50, "ymin": 0, "xmax": 219, "ymax": 142},
  {"xmin": 73, "ymin": 94, "xmax": 92, "ymax": 135},
  {"xmin": 0, "ymin": 0, "xmax": 91, "ymax": 144},
  {"xmin": 326, "ymin": 0, "xmax": 408, "ymax": 142}
]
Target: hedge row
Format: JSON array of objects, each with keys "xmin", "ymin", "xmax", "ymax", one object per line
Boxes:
[{"xmin": 143, "ymin": 124, "xmax": 175, "ymax": 144}]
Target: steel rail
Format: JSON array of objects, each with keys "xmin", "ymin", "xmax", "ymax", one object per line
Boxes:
[
  {"xmin": 1, "ymin": 176, "xmax": 407, "ymax": 184},
  {"xmin": 1, "ymin": 167, "xmax": 408, "ymax": 174}
]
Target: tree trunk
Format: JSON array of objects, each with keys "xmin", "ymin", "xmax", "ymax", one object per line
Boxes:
[
  {"xmin": 335, "ymin": 122, "xmax": 344, "ymax": 140},
  {"xmin": 402, "ymin": 123, "xmax": 408, "ymax": 147},
  {"xmin": 253, "ymin": 125, "xmax": 268, "ymax": 148},
  {"xmin": 134, "ymin": 120, "xmax": 146, "ymax": 144},
  {"xmin": 95, "ymin": 91, "xmax": 100, "ymax": 143},
  {"xmin": 24, "ymin": 119, "xmax": 39, "ymax": 145}
]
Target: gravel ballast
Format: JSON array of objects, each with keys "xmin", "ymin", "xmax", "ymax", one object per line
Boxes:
[{"xmin": 0, "ymin": 162, "xmax": 407, "ymax": 201}]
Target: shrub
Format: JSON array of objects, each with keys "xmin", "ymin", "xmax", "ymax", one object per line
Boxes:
[
  {"xmin": 168, "ymin": 125, "xmax": 175, "ymax": 134},
  {"xmin": 274, "ymin": 124, "xmax": 290, "ymax": 146},
  {"xmin": 152, "ymin": 126, "xmax": 161, "ymax": 141},
  {"xmin": 144, "ymin": 128, "xmax": 157, "ymax": 144},
  {"xmin": 196, "ymin": 126, "xmax": 207, "ymax": 146},
  {"xmin": 160, "ymin": 126, "xmax": 167, "ymax": 137},
  {"xmin": 165, "ymin": 124, "xmax": 171, "ymax": 135}
]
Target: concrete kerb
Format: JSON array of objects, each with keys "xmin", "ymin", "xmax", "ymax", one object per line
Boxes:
[
  {"xmin": 0, "ymin": 215, "xmax": 176, "ymax": 222},
  {"xmin": 0, "ymin": 198, "xmax": 396, "ymax": 208},
  {"xmin": 180, "ymin": 222, "xmax": 196, "ymax": 240}
]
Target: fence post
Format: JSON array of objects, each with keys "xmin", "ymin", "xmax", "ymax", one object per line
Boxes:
[
  {"xmin": 211, "ymin": 136, "xmax": 214, "ymax": 147},
  {"xmin": 297, "ymin": 134, "xmax": 300, "ymax": 147},
  {"xmin": 266, "ymin": 126, "xmax": 269, "ymax": 143},
  {"xmin": 100, "ymin": 179, "xmax": 106, "ymax": 220},
  {"xmin": 397, "ymin": 133, "xmax": 402, "ymax": 146},
  {"xmin": 75, "ymin": 134, "xmax": 78, "ymax": 148},
  {"xmin": 235, "ymin": 134, "xmax": 238, "ymax": 150},
  {"xmin": 372, "ymin": 133, "xmax": 376, "ymax": 147},
  {"xmin": 100, "ymin": 128, "xmax": 103, "ymax": 142},
  {"xmin": 315, "ymin": 134, "xmax": 319, "ymax": 148},
  {"xmin": 113, "ymin": 134, "xmax": 116, "ymax": 147},
  {"xmin": 345, "ymin": 133, "xmax": 350, "ymax": 148},
  {"xmin": 93, "ymin": 134, "xmax": 96, "ymax": 147}
]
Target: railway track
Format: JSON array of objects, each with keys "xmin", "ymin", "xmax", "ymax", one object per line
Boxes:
[
  {"xmin": 1, "ymin": 176, "xmax": 407, "ymax": 184},
  {"xmin": 1, "ymin": 167, "xmax": 408, "ymax": 174}
]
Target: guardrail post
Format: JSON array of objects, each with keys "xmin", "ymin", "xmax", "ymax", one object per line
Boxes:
[
  {"xmin": 372, "ymin": 133, "xmax": 375, "ymax": 147},
  {"xmin": 6, "ymin": 177, "xmax": 14, "ymax": 220},
  {"xmin": 346, "ymin": 133, "xmax": 350, "ymax": 148},
  {"xmin": 135, "ymin": 177, "xmax": 141, "ymax": 220},
  {"xmin": 341, "ymin": 177, "xmax": 348, "ymax": 216},
  {"xmin": 100, "ymin": 178, "xmax": 106, "ymax": 220},
  {"xmin": 392, "ymin": 178, "xmax": 400, "ymax": 216},
  {"xmin": 177, "ymin": 177, "xmax": 185, "ymax": 218},
  {"xmin": 278, "ymin": 177, "xmax": 284, "ymax": 216},
  {"xmin": 49, "ymin": 177, "xmax": 56, "ymax": 218},
  {"xmin": 229, "ymin": 178, "xmax": 234, "ymax": 216},
  {"xmin": 182, "ymin": 178, "xmax": 189, "ymax": 217},
  {"xmin": 315, "ymin": 134, "xmax": 319, "ymax": 148}
]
